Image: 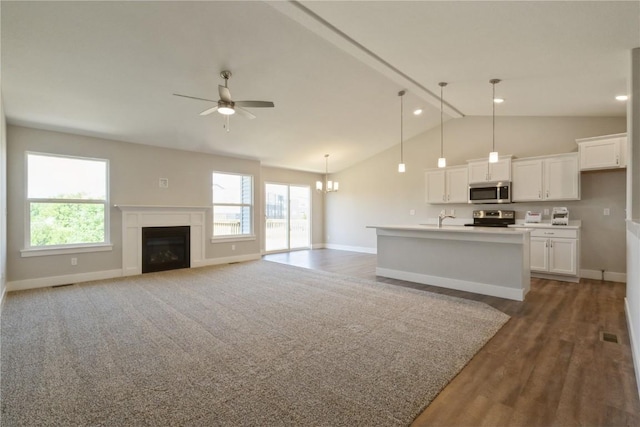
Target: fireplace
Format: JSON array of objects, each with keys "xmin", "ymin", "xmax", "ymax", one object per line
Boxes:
[{"xmin": 142, "ymin": 226, "xmax": 190, "ymax": 273}]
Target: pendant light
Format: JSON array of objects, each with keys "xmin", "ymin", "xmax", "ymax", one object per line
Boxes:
[
  {"xmin": 438, "ymin": 82, "xmax": 448, "ymax": 168},
  {"xmin": 398, "ymin": 90, "xmax": 406, "ymax": 173},
  {"xmin": 489, "ymin": 78, "xmax": 501, "ymax": 163},
  {"xmin": 316, "ymin": 154, "xmax": 339, "ymax": 193}
]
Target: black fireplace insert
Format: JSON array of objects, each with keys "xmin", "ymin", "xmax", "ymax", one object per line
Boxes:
[{"xmin": 142, "ymin": 226, "xmax": 190, "ymax": 273}]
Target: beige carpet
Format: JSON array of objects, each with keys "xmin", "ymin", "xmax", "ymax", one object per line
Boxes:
[{"xmin": 1, "ymin": 260, "xmax": 509, "ymax": 426}]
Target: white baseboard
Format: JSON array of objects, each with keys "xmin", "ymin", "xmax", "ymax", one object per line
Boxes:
[
  {"xmin": 7, "ymin": 269, "xmax": 123, "ymax": 292},
  {"xmin": 324, "ymin": 243, "xmax": 377, "ymax": 254},
  {"xmin": 194, "ymin": 253, "xmax": 261, "ymax": 267},
  {"xmin": 580, "ymin": 269, "xmax": 627, "ymax": 283},
  {"xmin": 376, "ymin": 267, "xmax": 526, "ymax": 301},
  {"xmin": 311, "ymin": 243, "xmax": 325, "ymax": 249},
  {"xmin": 625, "ymin": 297, "xmax": 640, "ymax": 399}
]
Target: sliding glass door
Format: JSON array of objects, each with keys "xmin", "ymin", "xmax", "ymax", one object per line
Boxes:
[{"xmin": 265, "ymin": 183, "xmax": 310, "ymax": 252}]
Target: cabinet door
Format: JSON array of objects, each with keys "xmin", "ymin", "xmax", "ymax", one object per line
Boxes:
[
  {"xmin": 579, "ymin": 138, "xmax": 621, "ymax": 170},
  {"xmin": 425, "ymin": 170, "xmax": 446, "ymax": 204},
  {"xmin": 489, "ymin": 158, "xmax": 511, "ymax": 182},
  {"xmin": 549, "ymin": 238, "xmax": 577, "ymax": 275},
  {"xmin": 446, "ymin": 167, "xmax": 469, "ymax": 203},
  {"xmin": 468, "ymin": 161, "xmax": 489, "ymax": 184},
  {"xmin": 530, "ymin": 237, "xmax": 549, "ymax": 272},
  {"xmin": 512, "ymin": 160, "xmax": 543, "ymax": 202},
  {"xmin": 545, "ymin": 155, "xmax": 579, "ymax": 200}
]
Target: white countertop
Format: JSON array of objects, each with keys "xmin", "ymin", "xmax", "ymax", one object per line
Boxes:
[{"xmin": 367, "ymin": 224, "xmax": 530, "ymax": 235}]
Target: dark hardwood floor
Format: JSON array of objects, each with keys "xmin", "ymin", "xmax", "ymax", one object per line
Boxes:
[{"xmin": 264, "ymin": 249, "xmax": 640, "ymax": 426}]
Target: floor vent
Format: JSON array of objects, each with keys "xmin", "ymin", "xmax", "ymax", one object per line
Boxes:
[
  {"xmin": 52, "ymin": 283, "xmax": 75, "ymax": 288},
  {"xmin": 601, "ymin": 332, "xmax": 619, "ymax": 344}
]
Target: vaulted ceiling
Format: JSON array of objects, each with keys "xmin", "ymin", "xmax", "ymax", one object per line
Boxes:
[{"xmin": 2, "ymin": 1, "xmax": 638, "ymax": 173}]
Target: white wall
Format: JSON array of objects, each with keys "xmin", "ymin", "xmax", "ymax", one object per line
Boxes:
[
  {"xmin": 6, "ymin": 126, "xmax": 262, "ymax": 285},
  {"xmin": 5, "ymin": 126, "xmax": 326, "ymax": 289},
  {"xmin": 326, "ymin": 116, "xmax": 627, "ymax": 276},
  {"xmin": 0, "ymin": 96, "xmax": 7, "ymax": 305},
  {"xmin": 625, "ymin": 47, "xmax": 640, "ymax": 397}
]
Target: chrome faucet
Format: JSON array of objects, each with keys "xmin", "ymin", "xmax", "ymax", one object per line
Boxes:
[{"xmin": 437, "ymin": 210, "xmax": 456, "ymax": 228}]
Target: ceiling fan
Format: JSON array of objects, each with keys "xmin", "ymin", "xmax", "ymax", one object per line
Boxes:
[{"xmin": 173, "ymin": 70, "xmax": 274, "ymax": 130}]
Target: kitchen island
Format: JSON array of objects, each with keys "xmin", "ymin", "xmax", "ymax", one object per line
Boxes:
[{"xmin": 367, "ymin": 225, "xmax": 531, "ymax": 301}]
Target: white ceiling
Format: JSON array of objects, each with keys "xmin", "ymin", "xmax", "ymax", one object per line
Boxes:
[{"xmin": 2, "ymin": 1, "xmax": 638, "ymax": 173}]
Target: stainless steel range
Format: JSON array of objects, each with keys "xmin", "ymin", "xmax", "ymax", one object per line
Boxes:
[{"xmin": 465, "ymin": 210, "xmax": 515, "ymax": 227}]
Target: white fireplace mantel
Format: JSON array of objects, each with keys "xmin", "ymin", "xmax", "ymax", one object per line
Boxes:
[{"xmin": 116, "ymin": 205, "xmax": 209, "ymax": 276}]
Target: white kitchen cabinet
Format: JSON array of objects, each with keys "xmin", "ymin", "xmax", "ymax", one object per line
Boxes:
[
  {"xmin": 467, "ymin": 156, "xmax": 511, "ymax": 184},
  {"xmin": 527, "ymin": 227, "xmax": 579, "ymax": 280},
  {"xmin": 576, "ymin": 133, "xmax": 627, "ymax": 171},
  {"xmin": 425, "ymin": 166, "xmax": 468, "ymax": 204},
  {"xmin": 511, "ymin": 153, "xmax": 579, "ymax": 202}
]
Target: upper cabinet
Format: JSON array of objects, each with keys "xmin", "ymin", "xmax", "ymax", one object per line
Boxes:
[
  {"xmin": 425, "ymin": 165, "xmax": 468, "ymax": 204},
  {"xmin": 576, "ymin": 133, "xmax": 627, "ymax": 171},
  {"xmin": 467, "ymin": 156, "xmax": 512, "ymax": 184},
  {"xmin": 512, "ymin": 153, "xmax": 580, "ymax": 202}
]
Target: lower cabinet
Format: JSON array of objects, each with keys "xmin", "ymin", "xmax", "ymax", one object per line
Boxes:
[{"xmin": 528, "ymin": 228, "xmax": 579, "ymax": 280}]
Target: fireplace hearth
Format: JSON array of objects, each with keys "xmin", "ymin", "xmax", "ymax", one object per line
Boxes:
[{"xmin": 142, "ymin": 226, "xmax": 190, "ymax": 273}]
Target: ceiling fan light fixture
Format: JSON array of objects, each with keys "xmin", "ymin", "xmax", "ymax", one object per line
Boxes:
[
  {"xmin": 493, "ymin": 98, "xmax": 505, "ymax": 104},
  {"xmin": 616, "ymin": 95, "xmax": 629, "ymax": 101},
  {"xmin": 218, "ymin": 105, "xmax": 235, "ymax": 115}
]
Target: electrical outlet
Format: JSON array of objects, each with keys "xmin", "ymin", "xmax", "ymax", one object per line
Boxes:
[
  {"xmin": 159, "ymin": 178, "xmax": 169, "ymax": 188},
  {"xmin": 409, "ymin": 209, "xmax": 416, "ymax": 216},
  {"xmin": 71, "ymin": 257, "xmax": 78, "ymax": 266},
  {"xmin": 604, "ymin": 208, "xmax": 610, "ymax": 216},
  {"xmin": 231, "ymin": 244, "xmax": 236, "ymax": 251},
  {"xmin": 451, "ymin": 209, "xmax": 455, "ymax": 217},
  {"xmin": 543, "ymin": 208, "xmax": 549, "ymax": 216}
]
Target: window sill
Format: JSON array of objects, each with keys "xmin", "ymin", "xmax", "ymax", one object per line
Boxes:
[
  {"xmin": 21, "ymin": 244, "xmax": 114, "ymax": 258},
  {"xmin": 210, "ymin": 235, "xmax": 256, "ymax": 244}
]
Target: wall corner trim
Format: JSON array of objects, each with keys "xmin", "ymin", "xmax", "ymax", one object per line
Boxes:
[{"xmin": 625, "ymin": 297, "xmax": 640, "ymax": 400}]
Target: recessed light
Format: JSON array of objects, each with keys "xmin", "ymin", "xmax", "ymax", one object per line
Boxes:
[
  {"xmin": 615, "ymin": 95, "xmax": 629, "ymax": 101},
  {"xmin": 413, "ymin": 108, "xmax": 423, "ymax": 115},
  {"xmin": 493, "ymin": 98, "xmax": 504, "ymax": 104}
]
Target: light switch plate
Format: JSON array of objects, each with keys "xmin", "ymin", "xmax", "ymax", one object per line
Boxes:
[{"xmin": 159, "ymin": 178, "xmax": 169, "ymax": 188}]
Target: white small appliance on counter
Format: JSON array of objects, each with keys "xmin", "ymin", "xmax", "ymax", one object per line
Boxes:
[
  {"xmin": 525, "ymin": 211, "xmax": 542, "ymax": 223},
  {"xmin": 552, "ymin": 207, "xmax": 569, "ymax": 226}
]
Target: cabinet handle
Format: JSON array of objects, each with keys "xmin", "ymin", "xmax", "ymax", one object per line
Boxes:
[
  {"xmin": 546, "ymin": 190, "xmax": 549, "ymax": 198},
  {"xmin": 539, "ymin": 191, "xmax": 541, "ymax": 199},
  {"xmin": 545, "ymin": 241, "xmax": 549, "ymax": 247},
  {"xmin": 447, "ymin": 194, "xmax": 451, "ymax": 201},
  {"xmin": 616, "ymin": 156, "xmax": 619, "ymax": 165},
  {"xmin": 442, "ymin": 195, "xmax": 446, "ymax": 202},
  {"xmin": 544, "ymin": 232, "xmax": 555, "ymax": 235},
  {"xmin": 550, "ymin": 241, "xmax": 553, "ymax": 248}
]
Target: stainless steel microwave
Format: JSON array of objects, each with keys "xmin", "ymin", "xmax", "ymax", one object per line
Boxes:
[{"xmin": 469, "ymin": 181, "xmax": 511, "ymax": 204}]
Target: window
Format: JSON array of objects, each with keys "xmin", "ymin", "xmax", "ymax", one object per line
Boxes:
[
  {"xmin": 26, "ymin": 152, "xmax": 109, "ymax": 249},
  {"xmin": 212, "ymin": 172, "xmax": 253, "ymax": 238}
]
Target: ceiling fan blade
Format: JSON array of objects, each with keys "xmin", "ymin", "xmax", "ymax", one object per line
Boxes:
[
  {"xmin": 234, "ymin": 107, "xmax": 256, "ymax": 120},
  {"xmin": 173, "ymin": 93, "xmax": 217, "ymax": 103},
  {"xmin": 219, "ymin": 85, "xmax": 232, "ymax": 103},
  {"xmin": 235, "ymin": 100, "xmax": 275, "ymax": 108},
  {"xmin": 199, "ymin": 106, "xmax": 219, "ymax": 116}
]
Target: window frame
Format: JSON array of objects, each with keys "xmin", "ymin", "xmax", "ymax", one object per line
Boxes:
[
  {"xmin": 211, "ymin": 171, "xmax": 255, "ymax": 242},
  {"xmin": 22, "ymin": 151, "xmax": 112, "ymax": 257}
]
